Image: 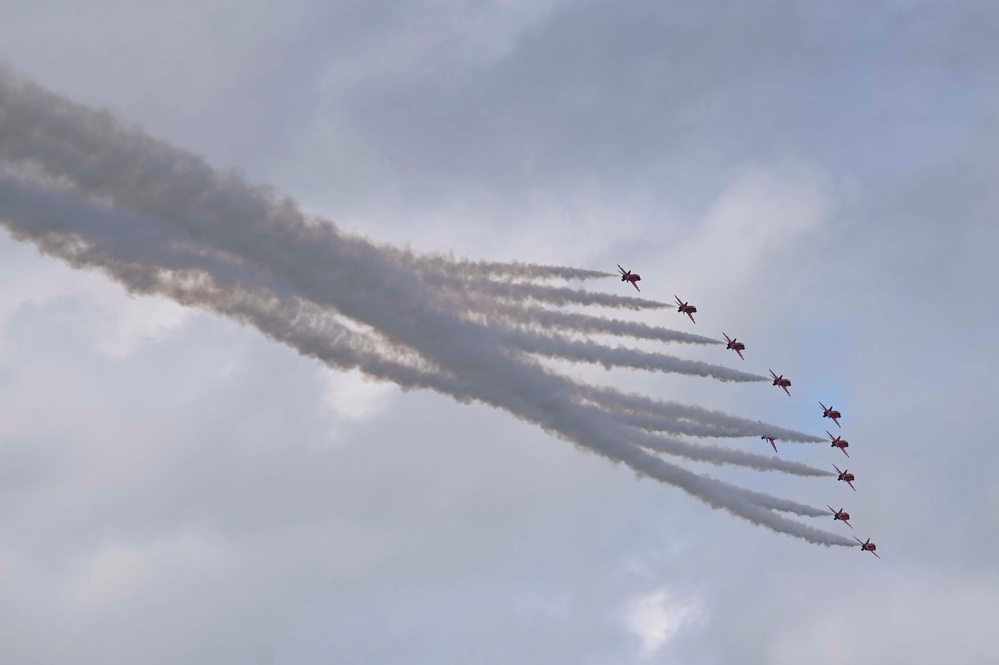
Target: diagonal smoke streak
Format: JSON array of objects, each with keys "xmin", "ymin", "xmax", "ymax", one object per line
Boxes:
[
  {"xmin": 0, "ymin": 183, "xmax": 849, "ymax": 545},
  {"xmin": 3, "ymin": 190, "xmax": 841, "ymax": 505},
  {"xmin": 0, "ymin": 173, "xmax": 789, "ymax": 446},
  {"xmin": 0, "ymin": 188, "xmax": 463, "ymax": 396},
  {"xmin": 577, "ymin": 384, "xmax": 826, "ymax": 443},
  {"xmin": 485, "ymin": 303, "xmax": 722, "ymax": 345},
  {"xmin": 410, "ymin": 255, "xmax": 615, "ymax": 281},
  {"xmin": 627, "ymin": 428, "xmax": 833, "ymax": 476},
  {"xmin": 0, "ymin": 177, "xmax": 437, "ymax": 369},
  {"xmin": 344, "ymin": 243, "xmax": 615, "ymax": 288},
  {"xmin": 0, "ymin": 68, "xmax": 855, "ymax": 546},
  {"xmin": 410, "ymin": 279, "xmax": 757, "ymax": 382},
  {"xmin": 456, "ymin": 277, "xmax": 671, "ymax": 311},
  {"xmin": 423, "ymin": 279, "xmax": 721, "ymax": 345},
  {"xmin": 619, "ymin": 414, "xmax": 751, "ymax": 439},
  {"xmin": 0, "ymin": 178, "xmax": 824, "ymax": 487},
  {"xmin": 499, "ymin": 329, "xmax": 766, "ymax": 382}
]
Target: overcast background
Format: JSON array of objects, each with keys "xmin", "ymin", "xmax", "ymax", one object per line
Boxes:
[{"xmin": 1, "ymin": 1, "xmax": 997, "ymax": 663}]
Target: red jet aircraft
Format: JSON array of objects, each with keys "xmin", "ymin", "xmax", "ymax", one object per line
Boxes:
[
  {"xmin": 819, "ymin": 401, "xmax": 842, "ymax": 428},
  {"xmin": 769, "ymin": 370, "xmax": 791, "ymax": 396},
  {"xmin": 675, "ymin": 296, "xmax": 697, "ymax": 323},
  {"xmin": 827, "ymin": 505, "xmax": 853, "ymax": 528},
  {"xmin": 722, "ymin": 333, "xmax": 745, "ymax": 360},
  {"xmin": 827, "ymin": 431, "xmax": 849, "ymax": 457},
  {"xmin": 834, "ymin": 464, "xmax": 856, "ymax": 491},
  {"xmin": 761, "ymin": 435, "xmax": 778, "ymax": 453},
  {"xmin": 617, "ymin": 265, "xmax": 641, "ymax": 291},
  {"xmin": 855, "ymin": 536, "xmax": 881, "ymax": 559}
]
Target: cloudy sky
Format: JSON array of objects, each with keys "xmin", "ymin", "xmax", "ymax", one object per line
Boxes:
[{"xmin": 1, "ymin": 1, "xmax": 998, "ymax": 663}]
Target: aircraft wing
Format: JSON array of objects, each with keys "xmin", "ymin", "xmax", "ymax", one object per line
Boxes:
[
  {"xmin": 846, "ymin": 479, "xmax": 856, "ymax": 491},
  {"xmin": 832, "ymin": 416, "xmax": 842, "ymax": 428},
  {"xmin": 736, "ymin": 349, "xmax": 744, "ymax": 360},
  {"xmin": 631, "ymin": 281, "xmax": 640, "ymax": 292}
]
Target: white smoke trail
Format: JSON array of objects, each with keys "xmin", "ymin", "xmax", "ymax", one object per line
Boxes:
[
  {"xmin": 3, "ymin": 197, "xmax": 850, "ymax": 542},
  {"xmin": 0, "ymin": 173, "xmax": 787, "ymax": 446},
  {"xmin": 485, "ymin": 304, "xmax": 723, "ymax": 345},
  {"xmin": 498, "ymin": 329, "xmax": 766, "ymax": 382},
  {"xmin": 577, "ymin": 384, "xmax": 826, "ymax": 443},
  {"xmin": 5, "ymin": 190, "xmax": 825, "ymax": 486},
  {"xmin": 426, "ymin": 282, "xmax": 722, "ymax": 345},
  {"xmin": 459, "ymin": 278, "xmax": 671, "ymax": 311},
  {"xmin": 0, "ymin": 68, "xmax": 855, "ymax": 546},
  {"xmin": 627, "ymin": 429, "xmax": 834, "ymax": 476},
  {"xmin": 618, "ymin": 413, "xmax": 750, "ymax": 439},
  {"xmin": 0, "ymin": 179, "xmax": 825, "ymax": 486},
  {"xmin": 412, "ymin": 255, "xmax": 615, "ymax": 281}
]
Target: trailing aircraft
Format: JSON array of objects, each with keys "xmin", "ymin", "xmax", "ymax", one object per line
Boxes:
[
  {"xmin": 722, "ymin": 333, "xmax": 745, "ymax": 360},
  {"xmin": 769, "ymin": 370, "xmax": 791, "ymax": 396}
]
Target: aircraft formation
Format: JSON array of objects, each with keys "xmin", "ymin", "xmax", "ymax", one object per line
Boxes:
[
  {"xmin": 617, "ymin": 264, "xmax": 881, "ymax": 560},
  {"xmin": 0, "ymin": 68, "xmax": 882, "ymax": 555}
]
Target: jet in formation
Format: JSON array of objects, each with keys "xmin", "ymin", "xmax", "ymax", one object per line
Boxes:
[
  {"xmin": 827, "ymin": 431, "xmax": 849, "ymax": 457},
  {"xmin": 675, "ymin": 296, "xmax": 697, "ymax": 324},
  {"xmin": 722, "ymin": 333, "xmax": 745, "ymax": 360},
  {"xmin": 827, "ymin": 505, "xmax": 853, "ymax": 528},
  {"xmin": 603, "ymin": 261, "xmax": 877, "ymax": 555},
  {"xmin": 769, "ymin": 370, "xmax": 791, "ymax": 396},
  {"xmin": 819, "ymin": 401, "xmax": 842, "ymax": 428},
  {"xmin": 855, "ymin": 536, "xmax": 880, "ymax": 559},
  {"xmin": 617, "ymin": 265, "xmax": 641, "ymax": 291},
  {"xmin": 834, "ymin": 464, "xmax": 856, "ymax": 491}
]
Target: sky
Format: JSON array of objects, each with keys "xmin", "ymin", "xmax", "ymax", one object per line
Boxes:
[{"xmin": 1, "ymin": 1, "xmax": 998, "ymax": 663}]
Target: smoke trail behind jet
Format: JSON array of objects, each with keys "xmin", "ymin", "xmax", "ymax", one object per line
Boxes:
[{"xmin": 0, "ymin": 67, "xmax": 854, "ymax": 546}]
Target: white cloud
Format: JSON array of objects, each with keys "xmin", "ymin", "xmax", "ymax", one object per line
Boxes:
[
  {"xmin": 87, "ymin": 289, "xmax": 192, "ymax": 359},
  {"xmin": 662, "ymin": 163, "xmax": 831, "ymax": 316},
  {"xmin": 321, "ymin": 368, "xmax": 399, "ymax": 422},
  {"xmin": 623, "ymin": 588, "xmax": 705, "ymax": 658},
  {"xmin": 0, "ymin": 234, "xmax": 191, "ymax": 359}
]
